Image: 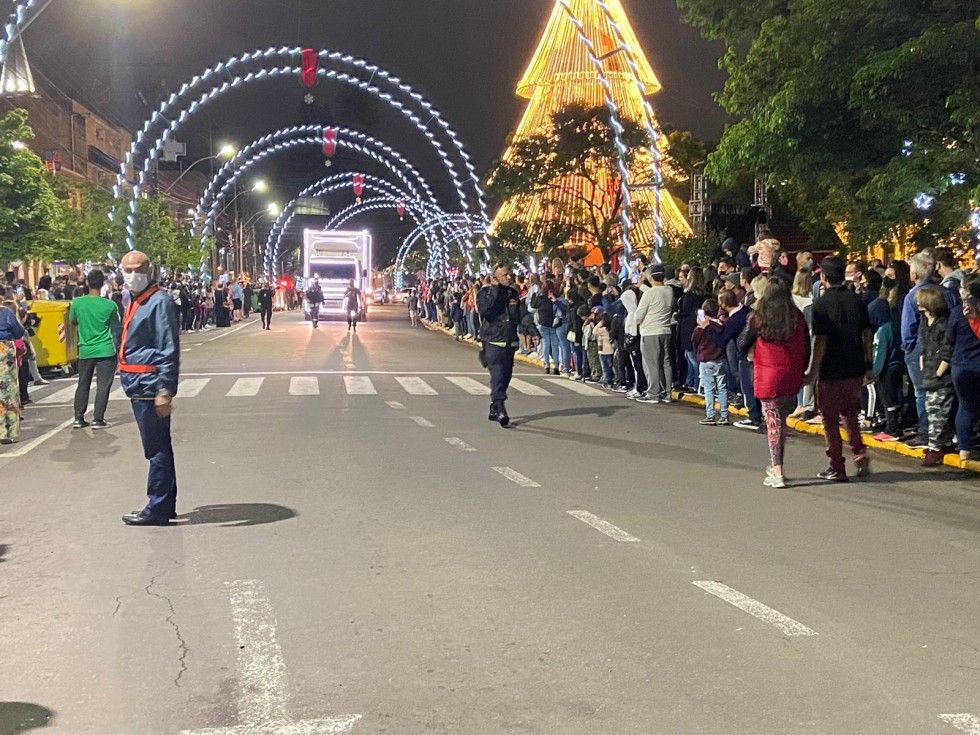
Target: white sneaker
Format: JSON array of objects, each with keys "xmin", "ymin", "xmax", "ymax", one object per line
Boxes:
[{"xmin": 763, "ymin": 473, "xmax": 787, "ymax": 489}]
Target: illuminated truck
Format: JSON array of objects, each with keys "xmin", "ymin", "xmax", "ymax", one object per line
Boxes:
[{"xmin": 303, "ymin": 229, "xmax": 373, "ymax": 321}]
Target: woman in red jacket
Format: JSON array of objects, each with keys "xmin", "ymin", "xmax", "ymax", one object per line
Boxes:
[{"xmin": 748, "ymin": 280, "xmax": 811, "ymax": 488}]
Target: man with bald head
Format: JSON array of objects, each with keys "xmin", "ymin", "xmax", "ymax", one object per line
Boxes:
[{"xmin": 118, "ymin": 251, "xmax": 181, "ymax": 526}]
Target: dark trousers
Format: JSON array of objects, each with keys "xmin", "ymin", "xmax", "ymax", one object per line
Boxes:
[
  {"xmin": 310, "ymin": 304, "xmax": 320, "ymax": 326},
  {"xmin": 484, "ymin": 343, "xmax": 516, "ymax": 403},
  {"xmin": 738, "ymin": 358, "xmax": 762, "ymax": 424},
  {"xmin": 18, "ymin": 359, "xmax": 30, "ymax": 402},
  {"xmin": 74, "ymin": 356, "xmax": 116, "ymax": 422},
  {"xmin": 952, "ymin": 367, "xmax": 980, "ymax": 453},
  {"xmin": 817, "ymin": 377, "xmax": 866, "ymax": 474},
  {"xmin": 260, "ymin": 305, "xmax": 273, "ymax": 329},
  {"xmin": 132, "ymin": 399, "xmax": 177, "ymax": 518}
]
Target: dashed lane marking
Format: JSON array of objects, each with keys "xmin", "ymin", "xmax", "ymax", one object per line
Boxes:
[
  {"xmin": 444, "ymin": 376, "xmax": 490, "ymax": 395},
  {"xmin": 385, "ymin": 401, "xmax": 405, "ymax": 410},
  {"xmin": 395, "ymin": 376, "xmax": 438, "ymax": 395},
  {"xmin": 509, "ymin": 378, "xmax": 552, "ymax": 396},
  {"xmin": 344, "ymin": 376, "xmax": 377, "ymax": 395},
  {"xmin": 444, "ymin": 437, "xmax": 477, "ymax": 452},
  {"xmin": 567, "ymin": 511, "xmax": 640, "ymax": 543},
  {"xmin": 692, "ymin": 581, "xmax": 818, "ymax": 637},
  {"xmin": 289, "ymin": 377, "xmax": 320, "ymax": 396},
  {"xmin": 544, "ymin": 378, "xmax": 607, "ymax": 396},
  {"xmin": 491, "ymin": 466, "xmax": 541, "ymax": 488},
  {"xmin": 226, "ymin": 378, "xmax": 264, "ymax": 397},
  {"xmin": 940, "ymin": 714, "xmax": 980, "ymax": 734},
  {"xmin": 409, "ymin": 416, "xmax": 434, "ymax": 428}
]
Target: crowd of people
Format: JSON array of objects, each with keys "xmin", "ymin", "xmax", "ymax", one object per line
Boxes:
[{"xmin": 409, "ymin": 238, "xmax": 980, "ymax": 482}]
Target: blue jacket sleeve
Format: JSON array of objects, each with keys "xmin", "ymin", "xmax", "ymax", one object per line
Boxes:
[
  {"xmin": 153, "ymin": 295, "xmax": 181, "ymax": 396},
  {"xmin": 900, "ymin": 290, "xmax": 918, "ymax": 352}
]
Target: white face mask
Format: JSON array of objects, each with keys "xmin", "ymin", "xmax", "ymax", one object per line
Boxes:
[{"xmin": 124, "ymin": 271, "xmax": 149, "ymax": 293}]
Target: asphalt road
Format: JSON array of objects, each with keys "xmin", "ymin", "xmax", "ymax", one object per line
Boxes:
[{"xmin": 1, "ymin": 306, "xmax": 977, "ymax": 735}]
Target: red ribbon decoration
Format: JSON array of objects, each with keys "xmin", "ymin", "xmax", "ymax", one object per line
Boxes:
[
  {"xmin": 397, "ymin": 201, "xmax": 406, "ymax": 220},
  {"xmin": 322, "ymin": 128, "xmax": 337, "ymax": 157},
  {"xmin": 300, "ymin": 48, "xmax": 318, "ymax": 88},
  {"xmin": 353, "ymin": 174, "xmax": 365, "ymax": 199}
]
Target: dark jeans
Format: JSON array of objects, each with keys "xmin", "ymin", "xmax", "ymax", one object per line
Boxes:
[
  {"xmin": 260, "ymin": 305, "xmax": 273, "ymax": 328},
  {"xmin": 310, "ymin": 303, "xmax": 320, "ymax": 326},
  {"xmin": 131, "ymin": 399, "xmax": 177, "ymax": 518},
  {"xmin": 738, "ymin": 358, "xmax": 762, "ymax": 424},
  {"xmin": 484, "ymin": 343, "xmax": 516, "ymax": 403},
  {"xmin": 952, "ymin": 367, "xmax": 980, "ymax": 453},
  {"xmin": 75, "ymin": 356, "xmax": 116, "ymax": 422},
  {"xmin": 817, "ymin": 377, "xmax": 866, "ymax": 474}
]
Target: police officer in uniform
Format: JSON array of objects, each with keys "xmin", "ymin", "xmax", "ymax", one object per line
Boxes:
[{"xmin": 477, "ymin": 263, "xmax": 521, "ymax": 427}]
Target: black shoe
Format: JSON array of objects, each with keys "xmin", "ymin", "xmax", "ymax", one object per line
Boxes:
[
  {"xmin": 498, "ymin": 409, "xmax": 510, "ymax": 428},
  {"xmin": 72, "ymin": 419, "xmax": 89, "ymax": 429},
  {"xmin": 817, "ymin": 469, "xmax": 849, "ymax": 483},
  {"xmin": 122, "ymin": 510, "xmax": 170, "ymax": 526},
  {"xmin": 91, "ymin": 420, "xmax": 110, "ymax": 430},
  {"xmin": 488, "ymin": 403, "xmax": 500, "ymax": 422},
  {"xmin": 904, "ymin": 434, "xmax": 928, "ymax": 448}
]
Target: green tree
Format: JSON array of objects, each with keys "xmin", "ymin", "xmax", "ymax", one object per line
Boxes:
[
  {"xmin": 677, "ymin": 0, "xmax": 979, "ymax": 252},
  {"xmin": 486, "ymin": 103, "xmax": 652, "ymax": 262},
  {"xmin": 0, "ymin": 109, "xmax": 63, "ymax": 264}
]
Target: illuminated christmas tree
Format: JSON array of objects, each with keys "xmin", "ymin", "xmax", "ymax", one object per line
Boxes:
[{"xmin": 491, "ymin": 0, "xmax": 692, "ymax": 264}]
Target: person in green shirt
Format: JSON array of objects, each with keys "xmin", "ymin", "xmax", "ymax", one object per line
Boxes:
[{"xmin": 69, "ymin": 270, "xmax": 121, "ymax": 429}]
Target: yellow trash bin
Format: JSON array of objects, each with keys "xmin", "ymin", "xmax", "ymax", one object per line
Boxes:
[{"xmin": 28, "ymin": 300, "xmax": 78, "ymax": 373}]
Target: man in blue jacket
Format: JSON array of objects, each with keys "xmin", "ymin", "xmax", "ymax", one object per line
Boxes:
[{"xmin": 118, "ymin": 251, "xmax": 181, "ymax": 526}]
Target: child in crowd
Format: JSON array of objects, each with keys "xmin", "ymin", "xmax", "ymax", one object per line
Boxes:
[
  {"xmin": 593, "ymin": 312, "xmax": 615, "ymax": 387},
  {"xmin": 692, "ymin": 299, "xmax": 730, "ymax": 426},
  {"xmin": 585, "ymin": 307, "xmax": 603, "ymax": 382},
  {"xmin": 916, "ymin": 286, "xmax": 955, "ymax": 466}
]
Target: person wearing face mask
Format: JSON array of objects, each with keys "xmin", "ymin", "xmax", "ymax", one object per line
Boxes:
[
  {"xmin": 117, "ymin": 251, "xmax": 182, "ymax": 526},
  {"xmin": 477, "ymin": 263, "xmax": 521, "ymax": 427}
]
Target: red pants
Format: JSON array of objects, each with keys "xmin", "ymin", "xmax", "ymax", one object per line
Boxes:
[{"xmin": 817, "ymin": 378, "xmax": 867, "ymax": 474}]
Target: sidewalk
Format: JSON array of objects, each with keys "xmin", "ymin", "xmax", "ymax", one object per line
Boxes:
[{"xmin": 423, "ymin": 320, "xmax": 980, "ymax": 476}]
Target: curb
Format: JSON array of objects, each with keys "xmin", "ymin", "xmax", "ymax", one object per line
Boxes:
[{"xmin": 422, "ymin": 320, "xmax": 980, "ymax": 476}]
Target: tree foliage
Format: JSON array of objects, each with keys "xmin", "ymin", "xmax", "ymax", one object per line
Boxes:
[
  {"xmin": 486, "ymin": 104, "xmax": 652, "ymax": 261},
  {"xmin": 677, "ymin": 0, "xmax": 979, "ymax": 251}
]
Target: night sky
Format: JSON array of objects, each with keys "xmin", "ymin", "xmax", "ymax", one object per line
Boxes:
[{"xmin": 24, "ymin": 0, "xmax": 726, "ymax": 265}]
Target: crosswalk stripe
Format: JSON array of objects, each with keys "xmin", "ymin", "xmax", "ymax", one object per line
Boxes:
[
  {"xmin": 509, "ymin": 378, "xmax": 552, "ymax": 396},
  {"xmin": 289, "ymin": 377, "xmax": 320, "ymax": 396},
  {"xmin": 344, "ymin": 376, "xmax": 377, "ymax": 395},
  {"xmin": 545, "ymin": 378, "xmax": 607, "ymax": 397},
  {"xmin": 38, "ymin": 385, "xmax": 78, "ymax": 404},
  {"xmin": 445, "ymin": 376, "xmax": 490, "ymax": 395},
  {"xmin": 109, "ymin": 387, "xmax": 127, "ymax": 401},
  {"xmin": 179, "ymin": 378, "xmax": 210, "ymax": 398},
  {"xmin": 227, "ymin": 377, "xmax": 264, "ymax": 397},
  {"xmin": 395, "ymin": 376, "xmax": 437, "ymax": 395}
]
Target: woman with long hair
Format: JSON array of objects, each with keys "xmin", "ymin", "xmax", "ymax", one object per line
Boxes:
[
  {"xmin": 677, "ymin": 266, "xmax": 708, "ymax": 391},
  {"xmin": 883, "ymin": 260, "xmax": 912, "ymax": 317},
  {"xmin": 751, "ymin": 279, "xmax": 811, "ymax": 488}
]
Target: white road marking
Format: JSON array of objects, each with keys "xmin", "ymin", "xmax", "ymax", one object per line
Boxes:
[
  {"xmin": 567, "ymin": 511, "xmax": 640, "ymax": 543},
  {"xmin": 181, "ymin": 580, "xmax": 360, "ymax": 735},
  {"xmin": 182, "ymin": 370, "xmax": 545, "ymax": 377},
  {"xmin": 940, "ymin": 714, "xmax": 980, "ymax": 734},
  {"xmin": 38, "ymin": 385, "xmax": 78, "ymax": 404},
  {"xmin": 545, "ymin": 378, "xmax": 607, "ymax": 396},
  {"xmin": 344, "ymin": 376, "xmax": 377, "ymax": 395},
  {"xmin": 0, "ymin": 419, "xmax": 74, "ymax": 458},
  {"xmin": 385, "ymin": 401, "xmax": 405, "ymax": 410},
  {"xmin": 179, "ymin": 378, "xmax": 211, "ymax": 398},
  {"xmin": 395, "ymin": 376, "xmax": 437, "ymax": 395},
  {"xmin": 289, "ymin": 377, "xmax": 320, "ymax": 396},
  {"xmin": 509, "ymin": 378, "xmax": 552, "ymax": 396},
  {"xmin": 182, "ymin": 348, "xmax": 192, "ymax": 353},
  {"xmin": 409, "ymin": 416, "xmax": 434, "ymax": 428},
  {"xmin": 206, "ymin": 319, "xmax": 260, "ymax": 342},
  {"xmin": 445, "ymin": 376, "xmax": 490, "ymax": 395},
  {"xmin": 692, "ymin": 581, "xmax": 818, "ymax": 637},
  {"xmin": 444, "ymin": 437, "xmax": 476, "ymax": 452},
  {"xmin": 109, "ymin": 387, "xmax": 127, "ymax": 401},
  {"xmin": 227, "ymin": 378, "xmax": 264, "ymax": 397},
  {"xmin": 491, "ymin": 466, "xmax": 541, "ymax": 488}
]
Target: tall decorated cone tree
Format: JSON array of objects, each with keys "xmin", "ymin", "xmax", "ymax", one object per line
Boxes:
[{"xmin": 489, "ymin": 0, "xmax": 692, "ymax": 266}]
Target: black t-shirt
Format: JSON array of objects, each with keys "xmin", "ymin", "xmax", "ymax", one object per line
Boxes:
[
  {"xmin": 258, "ymin": 288, "xmax": 275, "ymax": 307},
  {"xmin": 812, "ymin": 284, "xmax": 871, "ymax": 380}
]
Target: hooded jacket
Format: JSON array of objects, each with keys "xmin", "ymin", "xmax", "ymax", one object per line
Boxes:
[{"xmin": 620, "ymin": 289, "xmax": 640, "ymax": 337}]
